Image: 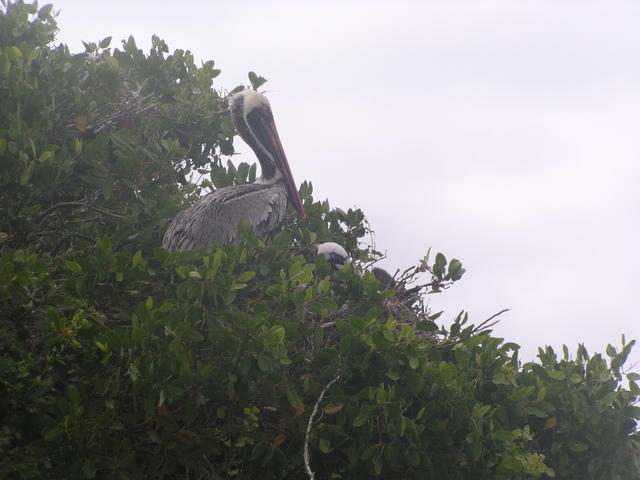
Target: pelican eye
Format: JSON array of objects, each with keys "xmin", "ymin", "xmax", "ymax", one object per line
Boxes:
[{"xmin": 261, "ymin": 103, "xmax": 273, "ymax": 120}]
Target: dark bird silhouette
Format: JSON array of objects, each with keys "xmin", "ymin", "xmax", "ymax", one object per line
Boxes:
[
  {"xmin": 163, "ymin": 90, "xmax": 306, "ymax": 251},
  {"xmin": 372, "ymin": 266, "xmax": 396, "ymax": 288}
]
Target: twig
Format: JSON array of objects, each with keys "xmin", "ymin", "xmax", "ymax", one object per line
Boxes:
[
  {"xmin": 471, "ymin": 308, "xmax": 510, "ymax": 334},
  {"xmin": 38, "ymin": 190, "xmax": 101, "ymax": 219},
  {"xmin": 304, "ymin": 370, "xmax": 341, "ymax": 480},
  {"xmin": 438, "ymin": 308, "xmax": 510, "ymax": 348},
  {"xmin": 113, "ymin": 235, "xmax": 139, "ymax": 252},
  {"xmin": 31, "ymin": 230, "xmax": 95, "ymax": 244},
  {"xmin": 65, "ymin": 93, "xmax": 161, "ymax": 133},
  {"xmin": 88, "ymin": 204, "xmax": 127, "ymax": 221}
]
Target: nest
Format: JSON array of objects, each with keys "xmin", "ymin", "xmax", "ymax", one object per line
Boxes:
[
  {"xmin": 300, "ymin": 261, "xmax": 508, "ymax": 353},
  {"xmin": 305, "ymin": 266, "xmax": 444, "ymax": 350}
]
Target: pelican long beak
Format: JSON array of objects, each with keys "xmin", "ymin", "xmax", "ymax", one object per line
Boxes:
[{"xmin": 262, "ymin": 116, "xmax": 307, "ymax": 220}]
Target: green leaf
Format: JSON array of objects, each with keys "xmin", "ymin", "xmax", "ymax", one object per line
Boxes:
[
  {"xmin": 248, "ymin": 71, "xmax": 267, "ymax": 89},
  {"xmin": 285, "ymin": 387, "xmax": 303, "ymax": 411},
  {"xmin": 386, "ymin": 371, "xmax": 400, "ymax": 381},
  {"xmin": 472, "ymin": 436, "xmax": 482, "ymax": 460},
  {"xmin": 237, "ymin": 270, "xmax": 255, "ymax": 282},
  {"xmin": 99, "ymin": 36, "xmax": 112, "ymax": 48},
  {"xmin": 493, "ymin": 430, "xmax": 515, "ymax": 442},
  {"xmin": 266, "ymin": 285, "xmax": 281, "ymax": 296},
  {"xmin": 569, "ymin": 374, "xmax": 583, "ymax": 384},
  {"xmin": 536, "ymin": 386, "xmax": 547, "ymax": 402},
  {"xmin": 434, "ymin": 253, "xmax": 447, "ymax": 274},
  {"xmin": 43, "ymin": 427, "xmax": 64, "ymax": 442},
  {"xmin": 361, "ymin": 444, "xmax": 378, "ymax": 461},
  {"xmin": 38, "ymin": 4, "xmax": 53, "ymax": 19},
  {"xmin": 353, "ymin": 408, "xmax": 370, "ymax": 427},
  {"xmin": 65, "ymin": 261, "xmax": 83, "ymax": 273},
  {"xmin": 323, "ymin": 403, "xmax": 344, "ymax": 415},
  {"xmin": 96, "ymin": 234, "xmax": 112, "ymax": 254},
  {"xmin": 474, "ymin": 404, "xmax": 491, "ymax": 418},
  {"xmin": 38, "ymin": 151, "xmax": 54, "ymax": 163},
  {"xmin": 568, "ymin": 442, "xmax": 589, "ymax": 453},
  {"xmin": 625, "ymin": 405, "xmax": 640, "ymax": 419},
  {"xmin": 132, "ymin": 250, "xmax": 145, "ymax": 267},
  {"xmin": 257, "ymin": 354, "xmax": 272, "ymax": 372},
  {"xmin": 547, "ymin": 370, "xmax": 566, "ymax": 381},
  {"xmin": 19, "ymin": 162, "xmax": 34, "ymax": 185},
  {"xmin": 319, "ymin": 438, "xmax": 332, "ymax": 453},
  {"xmin": 627, "ymin": 372, "xmax": 640, "ymax": 381}
]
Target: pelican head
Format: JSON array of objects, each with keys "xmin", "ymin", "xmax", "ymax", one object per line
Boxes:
[
  {"xmin": 317, "ymin": 242, "xmax": 349, "ymax": 271},
  {"xmin": 230, "ymin": 90, "xmax": 306, "ymax": 220}
]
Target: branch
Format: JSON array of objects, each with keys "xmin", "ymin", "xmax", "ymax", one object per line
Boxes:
[
  {"xmin": 30, "ymin": 230, "xmax": 95, "ymax": 244},
  {"xmin": 304, "ymin": 370, "xmax": 341, "ymax": 480},
  {"xmin": 438, "ymin": 308, "xmax": 510, "ymax": 348},
  {"xmin": 38, "ymin": 190, "xmax": 101, "ymax": 219},
  {"xmin": 65, "ymin": 93, "xmax": 161, "ymax": 133},
  {"xmin": 88, "ymin": 204, "xmax": 128, "ymax": 222},
  {"xmin": 471, "ymin": 308, "xmax": 510, "ymax": 335}
]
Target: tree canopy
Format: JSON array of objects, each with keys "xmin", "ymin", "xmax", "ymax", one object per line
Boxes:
[{"xmin": 1, "ymin": 2, "xmax": 639, "ymax": 479}]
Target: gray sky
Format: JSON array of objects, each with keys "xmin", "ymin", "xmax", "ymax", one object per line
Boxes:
[{"xmin": 51, "ymin": 0, "xmax": 640, "ymax": 369}]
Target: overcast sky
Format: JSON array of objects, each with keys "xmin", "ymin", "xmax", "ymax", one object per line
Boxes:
[{"xmin": 50, "ymin": 0, "xmax": 640, "ymax": 370}]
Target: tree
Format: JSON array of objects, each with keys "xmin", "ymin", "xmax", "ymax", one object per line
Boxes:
[{"xmin": 1, "ymin": 2, "xmax": 639, "ymax": 479}]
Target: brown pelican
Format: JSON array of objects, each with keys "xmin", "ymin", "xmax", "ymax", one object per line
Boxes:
[
  {"xmin": 163, "ymin": 90, "xmax": 306, "ymax": 251},
  {"xmin": 317, "ymin": 242, "xmax": 349, "ymax": 271},
  {"xmin": 317, "ymin": 242, "xmax": 396, "ymax": 287}
]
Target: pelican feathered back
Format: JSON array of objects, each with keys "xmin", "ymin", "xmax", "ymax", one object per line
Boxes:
[{"xmin": 162, "ymin": 181, "xmax": 288, "ymax": 251}]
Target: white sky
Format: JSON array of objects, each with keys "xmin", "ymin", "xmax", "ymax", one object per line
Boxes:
[{"xmin": 50, "ymin": 0, "xmax": 640, "ymax": 369}]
